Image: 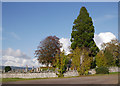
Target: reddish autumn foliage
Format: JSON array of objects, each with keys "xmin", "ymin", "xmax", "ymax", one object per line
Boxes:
[{"xmin": 35, "ymin": 36, "xmax": 61, "ymax": 67}]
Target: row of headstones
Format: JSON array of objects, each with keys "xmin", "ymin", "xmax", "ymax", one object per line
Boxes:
[{"xmin": 2, "ymin": 66, "xmax": 55, "ymax": 73}]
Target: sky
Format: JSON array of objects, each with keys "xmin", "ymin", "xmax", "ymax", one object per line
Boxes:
[{"xmin": 2, "ymin": 2, "xmax": 118, "ymax": 67}]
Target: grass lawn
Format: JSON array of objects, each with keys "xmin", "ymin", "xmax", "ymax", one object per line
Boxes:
[
  {"xmin": 109, "ymin": 72, "xmax": 120, "ymax": 74},
  {"xmin": 2, "ymin": 72, "xmax": 120, "ymax": 82},
  {"xmin": 2, "ymin": 77, "xmax": 59, "ymax": 82},
  {"xmin": 2, "ymin": 78, "xmax": 29, "ymax": 82}
]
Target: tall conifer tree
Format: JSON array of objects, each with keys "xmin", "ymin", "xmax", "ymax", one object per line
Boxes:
[{"xmin": 71, "ymin": 7, "xmax": 99, "ymax": 57}]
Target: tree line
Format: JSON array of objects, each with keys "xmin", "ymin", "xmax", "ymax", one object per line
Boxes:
[{"xmin": 35, "ymin": 7, "xmax": 119, "ymax": 77}]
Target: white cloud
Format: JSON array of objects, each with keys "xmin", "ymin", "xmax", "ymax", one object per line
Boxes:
[
  {"xmin": 2, "ymin": 48, "xmax": 30, "ymax": 59},
  {"xmin": 98, "ymin": 32, "xmax": 116, "ymax": 43},
  {"xmin": 94, "ymin": 32, "xmax": 116, "ymax": 49},
  {"xmin": 2, "ymin": 55, "xmax": 40, "ymax": 67},
  {"xmin": 60, "ymin": 32, "xmax": 116, "ymax": 54},
  {"xmin": 1, "ymin": 48, "xmax": 41, "ymax": 67},
  {"xmin": 59, "ymin": 38, "xmax": 71, "ymax": 55}
]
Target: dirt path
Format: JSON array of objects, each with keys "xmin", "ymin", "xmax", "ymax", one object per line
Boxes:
[{"xmin": 3, "ymin": 74, "xmax": 118, "ymax": 84}]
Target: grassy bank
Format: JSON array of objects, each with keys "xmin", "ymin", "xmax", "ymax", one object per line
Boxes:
[
  {"xmin": 2, "ymin": 72, "xmax": 119, "ymax": 82},
  {"xmin": 2, "ymin": 78, "xmax": 56, "ymax": 82}
]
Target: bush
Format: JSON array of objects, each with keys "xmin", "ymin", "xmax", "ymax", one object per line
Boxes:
[
  {"xmin": 95, "ymin": 66, "xmax": 109, "ymax": 74},
  {"xmin": 4, "ymin": 66, "xmax": 12, "ymax": 72},
  {"xmin": 84, "ymin": 70, "xmax": 89, "ymax": 75}
]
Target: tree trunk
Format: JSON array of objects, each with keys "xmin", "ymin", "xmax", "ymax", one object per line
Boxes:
[{"xmin": 80, "ymin": 54, "xmax": 84, "ymax": 64}]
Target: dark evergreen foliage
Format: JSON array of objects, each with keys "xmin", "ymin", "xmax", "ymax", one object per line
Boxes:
[
  {"xmin": 104, "ymin": 48, "xmax": 115, "ymax": 67},
  {"xmin": 71, "ymin": 6, "xmax": 99, "ymax": 57},
  {"xmin": 95, "ymin": 66, "xmax": 109, "ymax": 74},
  {"xmin": 4, "ymin": 66, "xmax": 12, "ymax": 72}
]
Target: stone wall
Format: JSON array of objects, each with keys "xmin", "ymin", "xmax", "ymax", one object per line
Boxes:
[
  {"xmin": 2, "ymin": 72, "xmax": 57, "ymax": 78},
  {"xmin": 88, "ymin": 67, "xmax": 119, "ymax": 74},
  {"xmin": 88, "ymin": 69, "xmax": 96, "ymax": 74},
  {"xmin": 63, "ymin": 69, "xmax": 96, "ymax": 76},
  {"xmin": 64, "ymin": 70, "xmax": 79, "ymax": 77},
  {"xmin": 2, "ymin": 67, "xmax": 119, "ymax": 78},
  {"xmin": 2, "ymin": 71, "xmax": 79, "ymax": 78},
  {"xmin": 109, "ymin": 67, "xmax": 118, "ymax": 72}
]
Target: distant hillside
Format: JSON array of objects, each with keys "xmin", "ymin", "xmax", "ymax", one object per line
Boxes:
[{"xmin": 0, "ymin": 66, "xmax": 32, "ymax": 70}]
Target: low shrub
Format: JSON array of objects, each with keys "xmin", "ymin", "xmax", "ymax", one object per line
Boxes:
[
  {"xmin": 95, "ymin": 66, "xmax": 109, "ymax": 74},
  {"xmin": 84, "ymin": 70, "xmax": 89, "ymax": 75},
  {"xmin": 4, "ymin": 66, "xmax": 12, "ymax": 72}
]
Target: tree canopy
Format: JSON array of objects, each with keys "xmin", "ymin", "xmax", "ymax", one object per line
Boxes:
[
  {"xmin": 96, "ymin": 39, "xmax": 120, "ymax": 67},
  {"xmin": 72, "ymin": 47, "xmax": 92, "ymax": 75},
  {"xmin": 55, "ymin": 50, "xmax": 67, "ymax": 77},
  {"xmin": 35, "ymin": 36, "xmax": 61, "ymax": 67},
  {"xmin": 70, "ymin": 6, "xmax": 99, "ymax": 57},
  {"xmin": 4, "ymin": 66, "xmax": 12, "ymax": 72}
]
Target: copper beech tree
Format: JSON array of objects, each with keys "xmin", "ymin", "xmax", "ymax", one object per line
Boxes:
[{"xmin": 35, "ymin": 36, "xmax": 61, "ymax": 67}]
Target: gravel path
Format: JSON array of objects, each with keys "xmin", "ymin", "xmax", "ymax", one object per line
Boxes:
[{"xmin": 3, "ymin": 74, "xmax": 118, "ymax": 84}]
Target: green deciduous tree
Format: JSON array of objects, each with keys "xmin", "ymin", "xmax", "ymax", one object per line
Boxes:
[
  {"xmin": 55, "ymin": 50, "xmax": 67, "ymax": 77},
  {"xmin": 79, "ymin": 48, "xmax": 92, "ymax": 75},
  {"xmin": 96, "ymin": 39, "xmax": 120, "ymax": 67},
  {"xmin": 102, "ymin": 39, "xmax": 119, "ymax": 67},
  {"xmin": 72, "ymin": 47, "xmax": 92, "ymax": 75},
  {"xmin": 72, "ymin": 47, "xmax": 81, "ymax": 71},
  {"xmin": 96, "ymin": 51, "xmax": 106, "ymax": 67},
  {"xmin": 104, "ymin": 48, "xmax": 116, "ymax": 66},
  {"xmin": 70, "ymin": 6, "xmax": 99, "ymax": 57},
  {"xmin": 96, "ymin": 49, "xmax": 115, "ymax": 67}
]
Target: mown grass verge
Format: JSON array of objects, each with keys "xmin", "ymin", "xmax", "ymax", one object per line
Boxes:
[{"xmin": 2, "ymin": 77, "xmax": 59, "ymax": 82}]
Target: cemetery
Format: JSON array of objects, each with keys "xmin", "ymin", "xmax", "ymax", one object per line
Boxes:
[
  {"xmin": 2, "ymin": 65, "xmax": 118, "ymax": 78},
  {"xmin": 1, "ymin": 3, "xmax": 119, "ymax": 84}
]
